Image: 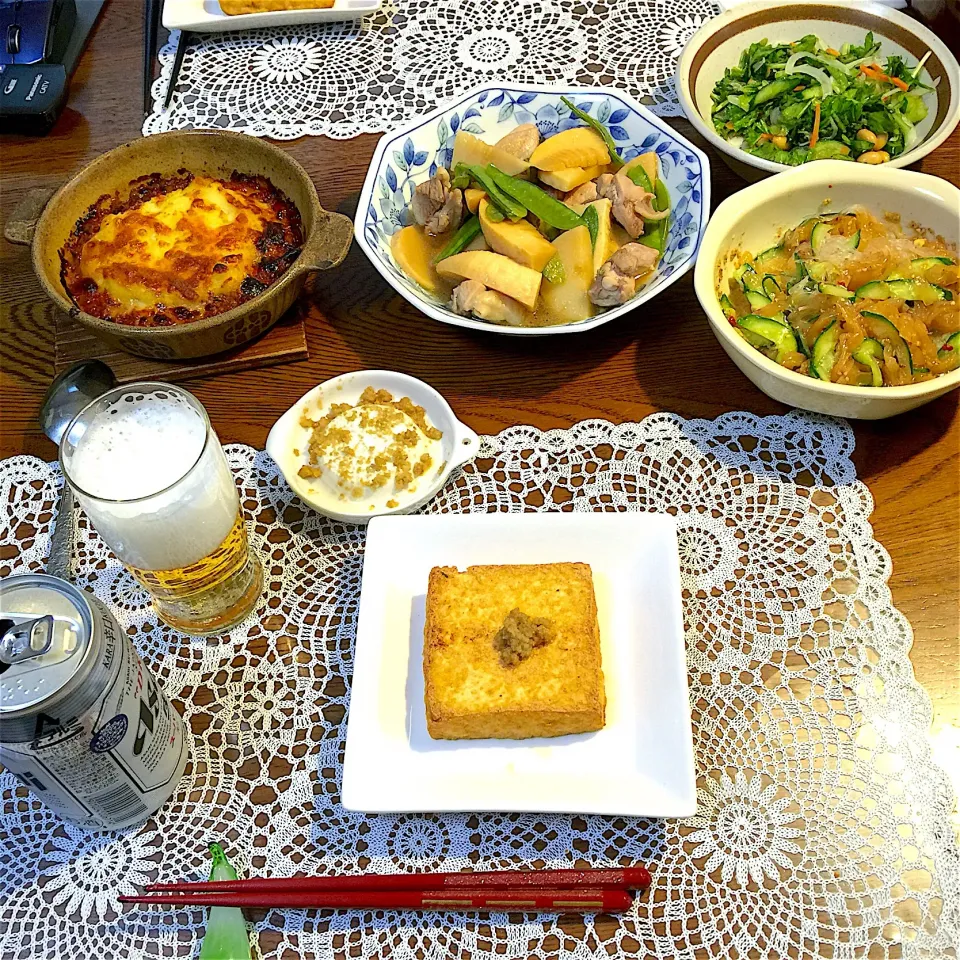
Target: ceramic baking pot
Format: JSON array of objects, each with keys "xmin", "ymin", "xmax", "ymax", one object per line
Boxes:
[{"xmin": 29, "ymin": 130, "xmax": 353, "ymax": 360}]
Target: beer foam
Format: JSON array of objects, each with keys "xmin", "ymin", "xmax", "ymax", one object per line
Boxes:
[
  {"xmin": 65, "ymin": 394, "xmax": 239, "ymax": 571},
  {"xmin": 70, "ymin": 397, "xmax": 207, "ymax": 501}
]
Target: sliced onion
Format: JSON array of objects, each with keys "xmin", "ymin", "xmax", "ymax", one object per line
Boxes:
[
  {"xmin": 786, "ymin": 50, "xmax": 849, "ymax": 79},
  {"xmin": 793, "ymin": 64, "xmax": 833, "ymax": 97},
  {"xmin": 912, "ymin": 51, "xmax": 931, "ymax": 79}
]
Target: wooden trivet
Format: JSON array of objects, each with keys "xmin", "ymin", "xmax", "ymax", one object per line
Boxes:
[{"xmin": 54, "ymin": 307, "xmax": 309, "ymax": 383}]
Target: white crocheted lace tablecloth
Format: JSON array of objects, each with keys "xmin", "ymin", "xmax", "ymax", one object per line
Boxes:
[
  {"xmin": 144, "ymin": 0, "xmax": 718, "ymax": 139},
  {"xmin": 1, "ymin": 412, "xmax": 958, "ymax": 960}
]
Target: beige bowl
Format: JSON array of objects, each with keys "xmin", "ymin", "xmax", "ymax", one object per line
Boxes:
[
  {"xmin": 677, "ymin": 0, "xmax": 960, "ymax": 182},
  {"xmin": 694, "ymin": 160, "xmax": 960, "ymax": 420},
  {"xmin": 31, "ymin": 130, "xmax": 353, "ymax": 360}
]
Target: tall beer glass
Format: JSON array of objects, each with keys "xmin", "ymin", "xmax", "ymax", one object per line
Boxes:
[{"xmin": 60, "ymin": 383, "xmax": 263, "ymax": 636}]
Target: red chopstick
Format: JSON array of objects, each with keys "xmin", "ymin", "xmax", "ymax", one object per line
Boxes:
[
  {"xmin": 121, "ymin": 887, "xmax": 634, "ymax": 912},
  {"xmin": 145, "ymin": 867, "xmax": 650, "ymax": 895}
]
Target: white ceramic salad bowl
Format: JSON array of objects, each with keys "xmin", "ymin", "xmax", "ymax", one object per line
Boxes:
[
  {"xmin": 677, "ymin": 0, "xmax": 960, "ymax": 181},
  {"xmin": 355, "ymin": 84, "xmax": 711, "ymax": 336},
  {"xmin": 694, "ymin": 161, "xmax": 960, "ymax": 420}
]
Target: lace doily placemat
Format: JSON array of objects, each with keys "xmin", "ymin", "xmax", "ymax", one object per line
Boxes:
[
  {"xmin": 144, "ymin": 0, "xmax": 718, "ymax": 139},
  {"xmin": 1, "ymin": 413, "xmax": 958, "ymax": 959}
]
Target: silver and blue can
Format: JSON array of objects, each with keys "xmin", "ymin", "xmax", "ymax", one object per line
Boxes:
[{"xmin": 0, "ymin": 574, "xmax": 189, "ymax": 831}]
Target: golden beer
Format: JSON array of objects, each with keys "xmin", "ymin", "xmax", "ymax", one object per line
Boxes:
[
  {"xmin": 60, "ymin": 383, "xmax": 264, "ymax": 635},
  {"xmin": 125, "ymin": 513, "xmax": 263, "ymax": 634}
]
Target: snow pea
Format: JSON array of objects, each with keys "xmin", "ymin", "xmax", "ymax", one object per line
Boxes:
[
  {"xmin": 582, "ymin": 204, "xmax": 600, "ymax": 248},
  {"xmin": 485, "ymin": 166, "xmax": 585, "ymax": 231},
  {"xmin": 464, "ymin": 165, "xmax": 526, "ymax": 221},
  {"xmin": 626, "ymin": 163, "xmax": 653, "ymax": 194},
  {"xmin": 637, "ymin": 179, "xmax": 671, "ymax": 256},
  {"xmin": 434, "ymin": 215, "xmax": 482, "ymax": 263},
  {"xmin": 560, "ymin": 96, "xmax": 625, "ymax": 169}
]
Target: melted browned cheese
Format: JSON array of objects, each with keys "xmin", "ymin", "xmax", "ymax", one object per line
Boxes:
[{"xmin": 60, "ymin": 171, "xmax": 302, "ymax": 327}]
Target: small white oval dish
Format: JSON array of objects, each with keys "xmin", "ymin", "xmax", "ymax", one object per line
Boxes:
[{"xmin": 266, "ymin": 370, "xmax": 479, "ymax": 523}]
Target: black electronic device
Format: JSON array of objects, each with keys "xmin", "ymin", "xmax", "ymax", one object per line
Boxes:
[
  {"xmin": 1, "ymin": 0, "xmax": 77, "ymax": 65},
  {"xmin": 0, "ymin": 0, "xmax": 102, "ymax": 134}
]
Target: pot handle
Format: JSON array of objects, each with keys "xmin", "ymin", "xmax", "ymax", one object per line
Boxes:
[
  {"xmin": 294, "ymin": 210, "xmax": 354, "ymax": 275},
  {"xmin": 4, "ymin": 186, "xmax": 59, "ymax": 246}
]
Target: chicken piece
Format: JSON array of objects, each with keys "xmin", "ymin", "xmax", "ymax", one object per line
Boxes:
[
  {"xmin": 495, "ymin": 123, "xmax": 541, "ymax": 161},
  {"xmin": 450, "ymin": 279, "xmax": 530, "ymax": 326},
  {"xmin": 595, "ymin": 173, "xmax": 668, "ymax": 238},
  {"xmin": 588, "ymin": 243, "xmax": 658, "ymax": 306},
  {"xmin": 411, "ymin": 167, "xmax": 464, "ymax": 236},
  {"xmin": 565, "ymin": 180, "xmax": 599, "ymax": 206}
]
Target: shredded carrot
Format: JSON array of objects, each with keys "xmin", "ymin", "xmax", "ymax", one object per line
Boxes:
[
  {"xmin": 810, "ymin": 101, "xmax": 821, "ymax": 148},
  {"xmin": 793, "ymin": 85, "xmax": 805, "ymax": 91},
  {"xmin": 825, "ymin": 47, "xmax": 839, "ymax": 56},
  {"xmin": 859, "ymin": 63, "xmax": 909, "ymax": 90},
  {"xmin": 756, "ymin": 132, "xmax": 773, "ymax": 143}
]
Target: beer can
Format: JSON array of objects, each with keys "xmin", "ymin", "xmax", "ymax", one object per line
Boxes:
[{"xmin": 0, "ymin": 574, "xmax": 189, "ymax": 831}]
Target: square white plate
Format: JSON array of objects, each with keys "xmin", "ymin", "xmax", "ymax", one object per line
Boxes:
[
  {"xmin": 342, "ymin": 513, "xmax": 696, "ymax": 817},
  {"xmin": 163, "ymin": 0, "xmax": 380, "ymax": 32}
]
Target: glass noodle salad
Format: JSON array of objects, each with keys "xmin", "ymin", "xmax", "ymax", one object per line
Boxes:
[
  {"xmin": 711, "ymin": 33, "xmax": 935, "ymax": 165},
  {"xmin": 719, "ymin": 208, "xmax": 959, "ymax": 387}
]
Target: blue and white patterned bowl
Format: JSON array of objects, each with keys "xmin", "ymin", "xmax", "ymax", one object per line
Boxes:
[{"xmin": 355, "ymin": 84, "xmax": 711, "ymax": 336}]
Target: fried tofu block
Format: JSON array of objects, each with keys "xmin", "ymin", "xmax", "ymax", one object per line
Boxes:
[
  {"xmin": 220, "ymin": 0, "xmax": 333, "ymax": 14},
  {"xmin": 423, "ymin": 563, "xmax": 605, "ymax": 740}
]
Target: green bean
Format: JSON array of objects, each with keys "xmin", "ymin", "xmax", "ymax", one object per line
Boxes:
[
  {"xmin": 466, "ymin": 165, "xmax": 526, "ymax": 221},
  {"xmin": 560, "ymin": 96, "xmax": 624, "ymax": 169},
  {"xmin": 434, "ymin": 215, "xmax": 482, "ymax": 263},
  {"xmin": 485, "ymin": 166, "xmax": 584, "ymax": 231}
]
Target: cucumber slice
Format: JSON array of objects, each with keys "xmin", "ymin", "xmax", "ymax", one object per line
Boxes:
[
  {"xmin": 742, "ymin": 271, "xmax": 765, "ymax": 294},
  {"xmin": 734, "ymin": 262, "xmax": 756, "ymax": 282},
  {"xmin": 819, "ymin": 282, "xmax": 855, "ymax": 300},
  {"xmin": 811, "ymin": 221, "xmax": 858, "ymax": 258},
  {"xmin": 912, "ymin": 256, "xmax": 955, "ymax": 269},
  {"xmin": 938, "ymin": 331, "xmax": 960, "ymax": 371},
  {"xmin": 737, "ymin": 315, "xmax": 799, "ymax": 362},
  {"xmin": 807, "ymin": 261, "xmax": 832, "ymax": 282},
  {"xmin": 810, "ymin": 321, "xmax": 840, "ymax": 381},
  {"xmin": 789, "ymin": 319, "xmax": 812, "ymax": 359},
  {"xmin": 886, "ymin": 279, "xmax": 951, "ymax": 303},
  {"xmin": 810, "ymin": 222, "xmax": 831, "ymax": 256},
  {"xmin": 762, "ymin": 276, "xmax": 781, "ymax": 298},
  {"xmin": 719, "ymin": 293, "xmax": 736, "ymax": 317},
  {"xmin": 745, "ymin": 290, "xmax": 772, "ymax": 309},
  {"xmin": 852, "ymin": 338, "xmax": 884, "ymax": 387},
  {"xmin": 754, "ymin": 77, "xmax": 798, "ymax": 105},
  {"xmin": 793, "ymin": 253, "xmax": 807, "ymax": 281},
  {"xmin": 756, "ymin": 244, "xmax": 783, "ymax": 263},
  {"xmin": 860, "ymin": 311, "xmax": 913, "ymax": 373},
  {"xmin": 855, "ymin": 280, "xmax": 892, "ymax": 300}
]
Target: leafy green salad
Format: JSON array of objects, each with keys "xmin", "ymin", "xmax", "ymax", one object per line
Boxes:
[{"xmin": 711, "ymin": 32, "xmax": 934, "ymax": 165}]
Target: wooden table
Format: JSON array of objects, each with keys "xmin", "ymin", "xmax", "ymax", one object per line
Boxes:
[{"xmin": 1, "ymin": 0, "xmax": 958, "ymax": 947}]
